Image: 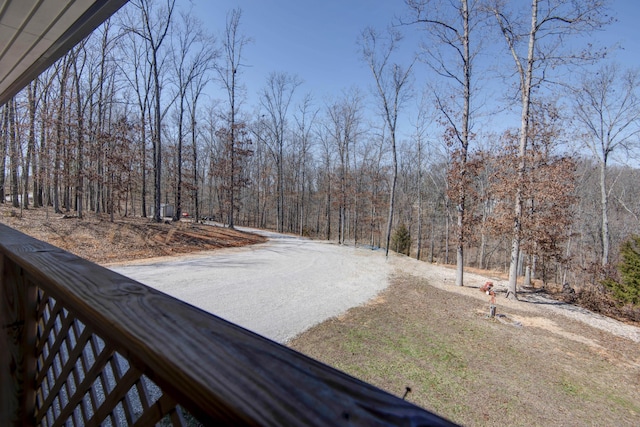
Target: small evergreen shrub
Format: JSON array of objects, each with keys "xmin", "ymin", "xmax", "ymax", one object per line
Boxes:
[
  {"xmin": 603, "ymin": 235, "xmax": 640, "ymax": 306},
  {"xmin": 391, "ymin": 224, "xmax": 411, "ymax": 256}
]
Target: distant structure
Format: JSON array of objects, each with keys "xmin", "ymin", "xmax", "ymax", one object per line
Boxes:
[{"xmin": 158, "ymin": 204, "xmax": 174, "ymax": 218}]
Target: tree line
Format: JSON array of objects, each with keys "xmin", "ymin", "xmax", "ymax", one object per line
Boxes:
[{"xmin": 1, "ymin": 0, "xmax": 639, "ymax": 305}]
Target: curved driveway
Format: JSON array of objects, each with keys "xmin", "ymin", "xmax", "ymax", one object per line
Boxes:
[{"xmin": 111, "ymin": 229, "xmax": 391, "ymax": 343}]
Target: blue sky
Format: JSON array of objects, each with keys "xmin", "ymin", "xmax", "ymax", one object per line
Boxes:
[
  {"xmin": 191, "ymin": 1, "xmax": 409, "ymax": 108},
  {"xmin": 190, "ymin": 0, "xmax": 640, "ymax": 138}
]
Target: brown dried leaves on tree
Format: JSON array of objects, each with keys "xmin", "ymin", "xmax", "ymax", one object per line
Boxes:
[{"xmin": 449, "ymin": 107, "xmax": 576, "ymax": 268}]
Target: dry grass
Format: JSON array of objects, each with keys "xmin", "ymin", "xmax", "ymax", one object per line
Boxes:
[
  {"xmin": 0, "ymin": 205, "xmax": 265, "ymax": 263},
  {"xmin": 290, "ymin": 274, "xmax": 640, "ymax": 426}
]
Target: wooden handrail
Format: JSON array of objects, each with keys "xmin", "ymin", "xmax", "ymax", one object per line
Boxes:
[{"xmin": 0, "ymin": 223, "xmax": 455, "ymax": 426}]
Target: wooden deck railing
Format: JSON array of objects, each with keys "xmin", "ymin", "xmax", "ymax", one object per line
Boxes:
[{"xmin": 0, "ymin": 223, "xmax": 455, "ymax": 426}]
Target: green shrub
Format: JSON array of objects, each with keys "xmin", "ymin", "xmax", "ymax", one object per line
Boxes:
[
  {"xmin": 604, "ymin": 235, "xmax": 640, "ymax": 306},
  {"xmin": 391, "ymin": 223, "xmax": 411, "ymax": 256}
]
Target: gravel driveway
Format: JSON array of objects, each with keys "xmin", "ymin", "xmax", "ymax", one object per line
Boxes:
[{"xmin": 111, "ymin": 229, "xmax": 391, "ymax": 343}]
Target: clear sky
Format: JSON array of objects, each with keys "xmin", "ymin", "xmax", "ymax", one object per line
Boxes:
[
  {"xmin": 192, "ymin": 2, "xmax": 403, "ymax": 82},
  {"xmin": 190, "ymin": 0, "xmax": 640, "ymax": 138}
]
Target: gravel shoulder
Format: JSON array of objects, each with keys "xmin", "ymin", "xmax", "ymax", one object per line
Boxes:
[
  {"xmin": 111, "ymin": 230, "xmax": 393, "ymax": 343},
  {"xmin": 388, "ymin": 255, "xmax": 640, "ymax": 344}
]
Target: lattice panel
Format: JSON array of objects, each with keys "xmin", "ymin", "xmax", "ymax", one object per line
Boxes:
[{"xmin": 33, "ymin": 288, "xmax": 198, "ymax": 427}]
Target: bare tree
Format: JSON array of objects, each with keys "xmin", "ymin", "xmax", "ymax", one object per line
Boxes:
[
  {"xmin": 35, "ymin": 70, "xmax": 55, "ymax": 210},
  {"xmin": 361, "ymin": 130, "xmax": 388, "ymax": 250},
  {"xmin": 24, "ymin": 80, "xmax": 38, "ymax": 209},
  {"xmin": 316, "ymin": 119, "xmax": 337, "ymax": 240},
  {"xmin": 7, "ymin": 97, "xmax": 19, "ymax": 208},
  {"xmin": 215, "ymin": 8, "xmax": 250, "ymax": 229},
  {"xmin": 360, "ymin": 26, "xmax": 414, "ymax": 257},
  {"xmin": 187, "ymin": 60, "xmax": 214, "ymax": 223},
  {"xmin": 410, "ymin": 97, "xmax": 434, "ymax": 260},
  {"xmin": 71, "ymin": 41, "xmax": 90, "ymax": 218},
  {"xmin": 89, "ymin": 18, "xmax": 119, "ymax": 215},
  {"xmin": 404, "ymin": 0, "xmax": 478, "ymax": 286},
  {"xmin": 259, "ymin": 72, "xmax": 302, "ymax": 232},
  {"xmin": 119, "ymin": 12, "xmax": 153, "ymax": 217},
  {"xmin": 170, "ymin": 11, "xmax": 215, "ymax": 221},
  {"xmin": 491, "ymin": 0, "xmax": 611, "ymax": 298},
  {"xmin": 572, "ymin": 63, "xmax": 640, "ymax": 266},
  {"xmin": 322, "ymin": 89, "xmax": 363, "ymax": 244},
  {"xmin": 53, "ymin": 55, "xmax": 72, "ymax": 214},
  {"xmin": 293, "ymin": 93, "xmax": 318, "ymax": 236},
  {"xmin": 127, "ymin": 0, "xmax": 176, "ymax": 222}
]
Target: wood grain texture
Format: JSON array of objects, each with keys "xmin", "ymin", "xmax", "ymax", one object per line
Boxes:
[
  {"xmin": 0, "ymin": 252, "xmax": 37, "ymax": 426},
  {"xmin": 0, "ymin": 224, "xmax": 456, "ymax": 426}
]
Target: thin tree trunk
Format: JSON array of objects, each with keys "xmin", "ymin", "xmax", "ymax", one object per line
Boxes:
[
  {"xmin": 445, "ymin": 196, "xmax": 450, "ymax": 264},
  {"xmin": 174, "ymin": 96, "xmax": 185, "ymax": 221},
  {"xmin": 8, "ymin": 99, "xmax": 19, "ymax": 208},
  {"xmin": 191, "ymin": 102, "xmax": 199, "ymax": 222},
  {"xmin": 507, "ymin": 0, "xmax": 537, "ymax": 300},
  {"xmin": 0, "ymin": 105, "xmax": 6, "ymax": 203},
  {"xmin": 37, "ymin": 91, "xmax": 48, "ymax": 208},
  {"xmin": 599, "ymin": 159, "xmax": 610, "ymax": 266},
  {"xmin": 53, "ymin": 71, "xmax": 67, "ymax": 214},
  {"xmin": 417, "ymin": 183, "xmax": 423, "ymax": 261},
  {"xmin": 325, "ymin": 179, "xmax": 331, "ymax": 240},
  {"xmin": 454, "ymin": 0, "xmax": 471, "ymax": 287},
  {"xmin": 74, "ymin": 62, "xmax": 84, "ymax": 219},
  {"xmin": 153, "ymin": 51, "xmax": 162, "ymax": 223},
  {"xmin": 141, "ymin": 113, "xmax": 147, "ymax": 217},
  {"xmin": 24, "ymin": 81, "xmax": 38, "ymax": 209},
  {"xmin": 385, "ymin": 143, "xmax": 398, "ymax": 256}
]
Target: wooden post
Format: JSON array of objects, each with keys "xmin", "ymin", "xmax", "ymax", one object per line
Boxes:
[{"xmin": 0, "ymin": 255, "xmax": 37, "ymax": 426}]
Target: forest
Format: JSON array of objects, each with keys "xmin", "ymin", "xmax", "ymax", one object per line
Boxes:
[{"xmin": 1, "ymin": 0, "xmax": 639, "ymax": 311}]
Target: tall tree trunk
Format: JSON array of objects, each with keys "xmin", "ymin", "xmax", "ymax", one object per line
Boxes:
[
  {"xmin": 445, "ymin": 195, "xmax": 450, "ymax": 264},
  {"xmin": 599, "ymin": 159, "xmax": 610, "ymax": 266},
  {"xmin": 37, "ymin": 90, "xmax": 48, "ymax": 208},
  {"xmin": 74, "ymin": 62, "xmax": 84, "ymax": 219},
  {"xmin": 8, "ymin": 99, "xmax": 19, "ymax": 208},
  {"xmin": 325, "ymin": 178, "xmax": 331, "ymax": 240},
  {"xmin": 228, "ymin": 68, "xmax": 236, "ymax": 229},
  {"xmin": 0, "ymin": 105, "xmax": 6, "ymax": 203},
  {"xmin": 361, "ymin": 29, "xmax": 412, "ymax": 257},
  {"xmin": 384, "ymin": 141, "xmax": 398, "ymax": 256},
  {"xmin": 416, "ymin": 164, "xmax": 423, "ymax": 261},
  {"xmin": 54, "ymin": 64, "xmax": 69, "ymax": 214},
  {"xmin": 141, "ymin": 116, "xmax": 147, "ymax": 217},
  {"xmin": 24, "ymin": 82, "xmax": 38, "ymax": 209},
  {"xmin": 191, "ymin": 104, "xmax": 199, "ymax": 222},
  {"xmin": 454, "ymin": 0, "xmax": 471, "ymax": 286},
  {"xmin": 507, "ymin": 0, "xmax": 537, "ymax": 299},
  {"xmin": 174, "ymin": 96, "xmax": 185, "ymax": 221},
  {"xmin": 153, "ymin": 50, "xmax": 162, "ymax": 223}
]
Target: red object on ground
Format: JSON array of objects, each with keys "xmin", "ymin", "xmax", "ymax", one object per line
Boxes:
[{"xmin": 480, "ymin": 281, "xmax": 493, "ymax": 293}]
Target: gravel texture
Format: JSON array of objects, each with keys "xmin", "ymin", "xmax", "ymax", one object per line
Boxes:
[{"xmin": 111, "ymin": 229, "xmax": 392, "ymax": 343}]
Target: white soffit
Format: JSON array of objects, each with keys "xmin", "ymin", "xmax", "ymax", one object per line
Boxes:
[{"xmin": 0, "ymin": 0, "xmax": 129, "ymax": 106}]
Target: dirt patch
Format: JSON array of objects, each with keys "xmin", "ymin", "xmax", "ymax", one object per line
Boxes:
[
  {"xmin": 290, "ymin": 274, "xmax": 640, "ymax": 426},
  {"xmin": 0, "ymin": 205, "xmax": 265, "ymax": 264}
]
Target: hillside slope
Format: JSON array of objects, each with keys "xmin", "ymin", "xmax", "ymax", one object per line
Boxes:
[{"xmin": 0, "ymin": 205, "xmax": 265, "ymax": 263}]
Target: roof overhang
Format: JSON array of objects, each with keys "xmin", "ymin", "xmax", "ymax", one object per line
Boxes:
[{"xmin": 0, "ymin": 0, "xmax": 129, "ymax": 106}]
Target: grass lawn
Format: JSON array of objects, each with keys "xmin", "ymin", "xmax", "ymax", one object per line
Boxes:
[{"xmin": 289, "ymin": 274, "xmax": 640, "ymax": 426}]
